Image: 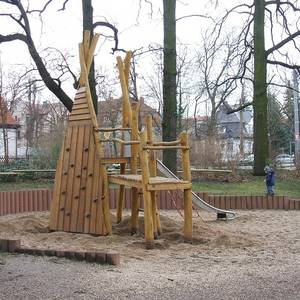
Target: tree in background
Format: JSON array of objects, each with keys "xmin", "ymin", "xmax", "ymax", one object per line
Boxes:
[
  {"xmin": 195, "ymin": 28, "xmax": 243, "ymax": 141},
  {"xmin": 282, "ymin": 80, "xmax": 297, "ymax": 154},
  {"xmin": 0, "ymin": 0, "xmax": 119, "ymax": 114},
  {"xmin": 218, "ymin": 0, "xmax": 300, "ymax": 174},
  {"xmin": 267, "ymin": 93, "xmax": 293, "ymax": 155},
  {"xmin": 252, "ymin": 0, "xmax": 268, "ymax": 174},
  {"xmin": 162, "ymin": 0, "xmax": 177, "ymax": 173}
]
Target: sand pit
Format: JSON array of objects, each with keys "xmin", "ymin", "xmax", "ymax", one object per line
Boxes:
[
  {"xmin": 0, "ymin": 210, "xmax": 254, "ymax": 256},
  {"xmin": 0, "ymin": 209, "xmax": 299, "ymax": 299}
]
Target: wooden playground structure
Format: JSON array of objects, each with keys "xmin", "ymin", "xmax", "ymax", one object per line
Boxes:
[{"xmin": 49, "ymin": 31, "xmax": 193, "ymax": 248}]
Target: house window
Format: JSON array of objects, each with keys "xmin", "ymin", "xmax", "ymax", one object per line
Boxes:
[{"xmin": 227, "ymin": 140, "xmax": 233, "ymax": 152}]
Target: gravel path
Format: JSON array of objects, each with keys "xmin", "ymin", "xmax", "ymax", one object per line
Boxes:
[{"xmin": 0, "ymin": 210, "xmax": 299, "ymax": 299}]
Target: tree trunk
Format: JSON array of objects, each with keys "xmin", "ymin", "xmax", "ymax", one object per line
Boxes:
[
  {"xmin": 82, "ymin": 0, "xmax": 98, "ymax": 114},
  {"xmin": 162, "ymin": 0, "xmax": 177, "ymax": 174},
  {"xmin": 2, "ymin": 126, "xmax": 8, "ymax": 164},
  {"xmin": 239, "ymin": 84, "xmax": 245, "ymax": 156},
  {"xmin": 253, "ymin": 0, "xmax": 268, "ymax": 175},
  {"xmin": 207, "ymin": 107, "xmax": 217, "ymax": 137}
]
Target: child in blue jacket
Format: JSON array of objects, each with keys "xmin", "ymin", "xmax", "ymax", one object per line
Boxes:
[{"xmin": 264, "ymin": 165, "xmax": 275, "ymax": 196}]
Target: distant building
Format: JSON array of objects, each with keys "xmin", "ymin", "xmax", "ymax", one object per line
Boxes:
[
  {"xmin": 13, "ymin": 100, "xmax": 68, "ymax": 157},
  {"xmin": 216, "ymin": 103, "xmax": 253, "ymax": 160},
  {"xmin": 13, "ymin": 97, "xmax": 161, "ymax": 154},
  {"xmin": 0, "ymin": 96, "xmax": 20, "ymax": 159},
  {"xmin": 182, "ymin": 103, "xmax": 253, "ymax": 163},
  {"xmin": 97, "ymin": 97, "xmax": 161, "ymax": 134}
]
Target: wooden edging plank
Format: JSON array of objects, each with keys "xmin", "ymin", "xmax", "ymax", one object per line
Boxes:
[
  {"xmin": 1, "ymin": 238, "xmax": 120, "ymax": 266},
  {"xmin": 76, "ymin": 125, "xmax": 91, "ymax": 233},
  {"xmin": 72, "ymin": 103, "xmax": 89, "ymax": 110},
  {"xmin": 56, "ymin": 127, "xmax": 73, "ymax": 231},
  {"xmin": 63, "ymin": 126, "xmax": 79, "ymax": 232},
  {"xmin": 89, "ymin": 145, "xmax": 101, "ymax": 234},
  {"xmin": 70, "ymin": 108, "xmax": 90, "ymax": 116},
  {"xmin": 69, "ymin": 125, "xmax": 85, "ymax": 232},
  {"xmin": 1, "ymin": 190, "xmax": 300, "ymax": 218},
  {"xmin": 83, "ymin": 128, "xmax": 96, "ymax": 233}
]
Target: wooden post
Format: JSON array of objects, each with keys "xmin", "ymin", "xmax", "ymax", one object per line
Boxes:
[
  {"xmin": 116, "ymin": 55, "xmax": 132, "ymax": 128},
  {"xmin": 116, "ymin": 52, "xmax": 133, "ymax": 223},
  {"xmin": 116, "ymin": 184, "xmax": 125, "ymax": 223},
  {"xmin": 49, "ymin": 138, "xmax": 64, "ymax": 230},
  {"xmin": 78, "ymin": 33, "xmax": 112, "ymax": 233},
  {"xmin": 131, "ymin": 103, "xmax": 140, "ymax": 234},
  {"xmin": 181, "ymin": 132, "xmax": 192, "ymax": 242},
  {"xmin": 146, "ymin": 115, "xmax": 161, "ymax": 238},
  {"xmin": 139, "ymin": 131, "xmax": 154, "ymax": 248}
]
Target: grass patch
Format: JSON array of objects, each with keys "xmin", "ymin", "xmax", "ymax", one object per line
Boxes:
[
  {"xmin": 0, "ymin": 170, "xmax": 299, "ymax": 199},
  {"xmin": 193, "ymin": 176, "xmax": 300, "ymax": 198},
  {"xmin": 0, "ymin": 181, "xmax": 54, "ymax": 191}
]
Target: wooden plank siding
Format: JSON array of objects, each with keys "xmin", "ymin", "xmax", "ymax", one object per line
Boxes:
[{"xmin": 0, "ymin": 189, "xmax": 299, "ymax": 218}]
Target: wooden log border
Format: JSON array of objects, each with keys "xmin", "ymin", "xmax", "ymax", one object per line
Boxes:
[
  {"xmin": 0, "ymin": 189, "xmax": 299, "ymax": 217},
  {"xmin": 0, "ymin": 238, "xmax": 120, "ymax": 266}
]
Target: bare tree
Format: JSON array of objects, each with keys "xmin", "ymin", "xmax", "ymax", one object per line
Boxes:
[
  {"xmin": 0, "ymin": 96, "xmax": 9, "ymax": 163},
  {"xmin": 217, "ymin": 0, "xmax": 300, "ymax": 174},
  {"xmin": 23, "ymin": 82, "xmax": 47, "ymax": 154},
  {"xmin": 0, "ymin": 0, "xmax": 120, "ymax": 113},
  {"xmin": 195, "ymin": 30, "xmax": 243, "ymax": 137},
  {"xmin": 0, "ymin": 64, "xmax": 25, "ymax": 163}
]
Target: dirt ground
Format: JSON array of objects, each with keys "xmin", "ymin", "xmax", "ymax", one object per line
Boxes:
[{"xmin": 0, "ymin": 209, "xmax": 299, "ymax": 299}]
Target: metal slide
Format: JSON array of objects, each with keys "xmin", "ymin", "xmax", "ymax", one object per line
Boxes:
[{"xmin": 157, "ymin": 160, "xmax": 236, "ymax": 220}]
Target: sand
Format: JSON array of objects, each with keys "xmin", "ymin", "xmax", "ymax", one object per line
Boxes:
[{"xmin": 0, "ymin": 209, "xmax": 299, "ymax": 299}]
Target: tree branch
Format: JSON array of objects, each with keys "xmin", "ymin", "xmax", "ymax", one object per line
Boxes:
[
  {"xmin": 26, "ymin": 0, "xmax": 53, "ymax": 14},
  {"xmin": 176, "ymin": 14, "xmax": 213, "ymax": 22},
  {"xmin": 267, "ymin": 59, "xmax": 300, "ymax": 72},
  {"xmin": 93, "ymin": 21, "xmax": 119, "ymax": 53},
  {"xmin": 0, "ymin": 0, "xmax": 73, "ymax": 111},
  {"xmin": 226, "ymin": 101, "xmax": 253, "ymax": 114},
  {"xmin": 266, "ymin": 30, "xmax": 300, "ymax": 55},
  {"xmin": 58, "ymin": 0, "xmax": 70, "ymax": 11},
  {"xmin": 0, "ymin": 33, "xmax": 27, "ymax": 43}
]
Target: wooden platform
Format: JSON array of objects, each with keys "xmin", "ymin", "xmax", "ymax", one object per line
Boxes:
[{"xmin": 108, "ymin": 174, "xmax": 191, "ymax": 190}]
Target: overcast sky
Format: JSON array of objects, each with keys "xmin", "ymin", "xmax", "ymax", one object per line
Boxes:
[
  {"xmin": 0, "ymin": 0, "xmax": 297, "ymax": 114},
  {"xmin": 0, "ymin": 1, "xmax": 240, "ymax": 97}
]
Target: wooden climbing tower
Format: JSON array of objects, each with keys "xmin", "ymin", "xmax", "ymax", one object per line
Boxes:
[
  {"xmin": 49, "ymin": 32, "xmax": 111, "ymax": 235},
  {"xmin": 107, "ymin": 53, "xmax": 193, "ymax": 249},
  {"xmin": 49, "ymin": 32, "xmax": 193, "ymax": 248}
]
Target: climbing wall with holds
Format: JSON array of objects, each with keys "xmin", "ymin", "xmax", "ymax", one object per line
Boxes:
[
  {"xmin": 49, "ymin": 87, "xmax": 110, "ymax": 235},
  {"xmin": 49, "ymin": 31, "xmax": 111, "ymax": 235},
  {"xmin": 50, "ymin": 88, "xmax": 109, "ymax": 235}
]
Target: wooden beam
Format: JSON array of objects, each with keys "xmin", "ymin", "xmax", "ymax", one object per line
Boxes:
[
  {"xmin": 181, "ymin": 132, "xmax": 192, "ymax": 242},
  {"xmin": 96, "ymin": 127, "xmax": 132, "ymax": 132},
  {"xmin": 131, "ymin": 103, "xmax": 140, "ymax": 234},
  {"xmin": 144, "ymin": 145, "xmax": 189, "ymax": 150},
  {"xmin": 139, "ymin": 131, "xmax": 154, "ymax": 248},
  {"xmin": 116, "ymin": 55, "xmax": 132, "ymax": 127}
]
